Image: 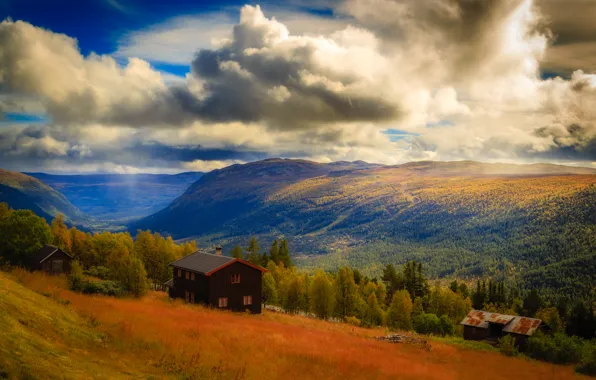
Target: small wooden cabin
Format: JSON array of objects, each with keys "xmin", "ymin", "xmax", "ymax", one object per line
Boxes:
[
  {"xmin": 460, "ymin": 310, "xmax": 548, "ymax": 349},
  {"xmin": 164, "ymin": 248, "xmax": 267, "ymax": 314},
  {"xmin": 30, "ymin": 244, "xmax": 73, "ymax": 275}
]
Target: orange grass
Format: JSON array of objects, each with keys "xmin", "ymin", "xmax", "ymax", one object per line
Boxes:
[{"xmin": 12, "ymin": 270, "xmax": 588, "ymax": 380}]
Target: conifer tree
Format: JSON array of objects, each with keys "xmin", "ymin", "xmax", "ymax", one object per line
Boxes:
[
  {"xmin": 245, "ymin": 237, "xmax": 261, "ymax": 265},
  {"xmin": 278, "ymin": 238, "xmax": 292, "ymax": 268},
  {"xmin": 269, "ymin": 240, "xmax": 280, "ymax": 264},
  {"xmin": 231, "ymin": 244, "xmax": 243, "ymax": 259}
]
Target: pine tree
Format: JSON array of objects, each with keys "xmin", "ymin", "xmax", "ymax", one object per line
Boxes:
[
  {"xmin": 245, "ymin": 237, "xmax": 261, "ymax": 265},
  {"xmin": 269, "ymin": 240, "xmax": 280, "ymax": 264},
  {"xmin": 278, "ymin": 238, "xmax": 292, "ymax": 268},
  {"xmin": 231, "ymin": 244, "xmax": 243, "ymax": 259}
]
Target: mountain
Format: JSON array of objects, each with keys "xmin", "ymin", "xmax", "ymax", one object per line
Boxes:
[
  {"xmin": 26, "ymin": 172, "xmax": 204, "ymax": 222},
  {"xmin": 131, "ymin": 159, "xmax": 596, "ymax": 296},
  {"xmin": 0, "ymin": 169, "xmax": 88, "ymax": 224}
]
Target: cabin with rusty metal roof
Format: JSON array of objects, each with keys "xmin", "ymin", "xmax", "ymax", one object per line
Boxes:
[
  {"xmin": 164, "ymin": 247, "xmax": 267, "ymax": 314},
  {"xmin": 460, "ymin": 310, "xmax": 549, "ymax": 349}
]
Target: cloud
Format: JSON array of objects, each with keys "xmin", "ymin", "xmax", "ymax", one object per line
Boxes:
[{"xmin": 0, "ymin": 1, "xmax": 596, "ymax": 173}]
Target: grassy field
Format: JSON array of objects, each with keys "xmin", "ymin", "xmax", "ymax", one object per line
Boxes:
[{"xmin": 1, "ymin": 269, "xmax": 588, "ymax": 379}]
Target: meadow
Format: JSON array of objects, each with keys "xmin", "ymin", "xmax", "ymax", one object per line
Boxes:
[{"xmin": 1, "ymin": 269, "xmax": 587, "ymax": 380}]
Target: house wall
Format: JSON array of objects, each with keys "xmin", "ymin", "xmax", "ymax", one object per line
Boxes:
[
  {"xmin": 38, "ymin": 250, "xmax": 72, "ymax": 274},
  {"xmin": 208, "ymin": 262, "xmax": 263, "ymax": 314},
  {"xmin": 171, "ymin": 267, "xmax": 210, "ymax": 304},
  {"xmin": 463, "ymin": 325, "xmax": 490, "ymax": 341}
]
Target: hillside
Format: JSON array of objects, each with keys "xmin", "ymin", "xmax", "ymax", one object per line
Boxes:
[
  {"xmin": 131, "ymin": 159, "xmax": 596, "ymax": 295},
  {"xmin": 0, "ymin": 169, "xmax": 88, "ymax": 225},
  {"xmin": 27, "ymin": 172, "xmax": 204, "ymax": 222},
  {"xmin": 1, "ymin": 270, "xmax": 585, "ymax": 380}
]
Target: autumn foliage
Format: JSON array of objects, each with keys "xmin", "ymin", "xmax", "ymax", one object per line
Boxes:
[{"xmin": 8, "ymin": 270, "xmax": 586, "ymax": 380}]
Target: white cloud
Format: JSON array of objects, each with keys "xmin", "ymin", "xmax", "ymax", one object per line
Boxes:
[{"xmin": 1, "ymin": 1, "xmax": 596, "ymax": 173}]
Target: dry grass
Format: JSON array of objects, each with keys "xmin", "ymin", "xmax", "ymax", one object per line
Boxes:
[{"xmin": 8, "ymin": 269, "xmax": 588, "ymax": 380}]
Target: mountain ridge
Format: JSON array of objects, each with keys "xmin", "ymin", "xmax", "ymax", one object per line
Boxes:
[{"xmin": 0, "ymin": 168, "xmax": 88, "ymax": 224}]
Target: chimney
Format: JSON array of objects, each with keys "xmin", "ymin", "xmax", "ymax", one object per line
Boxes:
[{"xmin": 215, "ymin": 246, "xmax": 222, "ymax": 256}]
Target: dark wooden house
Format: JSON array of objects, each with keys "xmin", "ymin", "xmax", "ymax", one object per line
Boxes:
[
  {"xmin": 30, "ymin": 244, "xmax": 73, "ymax": 275},
  {"xmin": 460, "ymin": 310, "xmax": 549, "ymax": 349},
  {"xmin": 164, "ymin": 248, "xmax": 267, "ymax": 314}
]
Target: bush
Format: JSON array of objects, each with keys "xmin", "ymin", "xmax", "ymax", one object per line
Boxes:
[
  {"xmin": 527, "ymin": 332, "xmax": 584, "ymax": 365},
  {"xmin": 576, "ymin": 344, "xmax": 596, "ymax": 376},
  {"xmin": 413, "ymin": 313, "xmax": 441, "ymax": 335},
  {"xmin": 498, "ymin": 334, "xmax": 518, "ymax": 357},
  {"xmin": 438, "ymin": 315, "xmax": 455, "ymax": 336},
  {"xmin": 412, "ymin": 313, "xmax": 455, "ymax": 336},
  {"xmin": 84, "ymin": 266, "xmax": 110, "ymax": 280},
  {"xmin": 68, "ymin": 261, "xmax": 85, "ymax": 291},
  {"xmin": 345, "ymin": 316, "xmax": 361, "ymax": 327},
  {"xmin": 82, "ymin": 280, "xmax": 126, "ymax": 297}
]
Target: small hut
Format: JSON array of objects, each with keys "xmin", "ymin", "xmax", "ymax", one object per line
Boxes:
[
  {"xmin": 30, "ymin": 244, "xmax": 73, "ymax": 275},
  {"xmin": 460, "ymin": 310, "xmax": 548, "ymax": 349}
]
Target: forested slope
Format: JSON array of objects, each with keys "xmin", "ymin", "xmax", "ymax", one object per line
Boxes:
[
  {"xmin": 132, "ymin": 159, "xmax": 596, "ymax": 296},
  {"xmin": 0, "ymin": 169, "xmax": 88, "ymax": 224}
]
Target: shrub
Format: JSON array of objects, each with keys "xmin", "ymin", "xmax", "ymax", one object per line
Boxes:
[
  {"xmin": 84, "ymin": 266, "xmax": 110, "ymax": 280},
  {"xmin": 576, "ymin": 344, "xmax": 596, "ymax": 376},
  {"xmin": 413, "ymin": 313, "xmax": 442, "ymax": 335},
  {"xmin": 345, "ymin": 316, "xmax": 361, "ymax": 327},
  {"xmin": 438, "ymin": 315, "xmax": 455, "ymax": 336},
  {"xmin": 498, "ymin": 334, "xmax": 518, "ymax": 357},
  {"xmin": 82, "ymin": 280, "xmax": 126, "ymax": 297},
  {"xmin": 68, "ymin": 261, "xmax": 85, "ymax": 291},
  {"xmin": 527, "ymin": 332, "xmax": 584, "ymax": 365}
]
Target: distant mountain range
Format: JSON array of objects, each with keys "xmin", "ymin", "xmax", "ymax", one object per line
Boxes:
[
  {"xmin": 131, "ymin": 159, "xmax": 596, "ymax": 297},
  {"xmin": 0, "ymin": 169, "xmax": 88, "ymax": 224},
  {"xmin": 26, "ymin": 172, "xmax": 204, "ymax": 222}
]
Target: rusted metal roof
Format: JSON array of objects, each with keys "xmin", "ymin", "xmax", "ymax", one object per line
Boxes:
[
  {"xmin": 460, "ymin": 310, "xmax": 490, "ymax": 328},
  {"xmin": 502, "ymin": 316, "xmax": 543, "ymax": 336},
  {"xmin": 460, "ymin": 310, "xmax": 544, "ymax": 336}
]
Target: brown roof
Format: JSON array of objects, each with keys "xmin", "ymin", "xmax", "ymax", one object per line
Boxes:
[
  {"xmin": 31, "ymin": 244, "xmax": 73, "ymax": 264},
  {"xmin": 502, "ymin": 316, "xmax": 544, "ymax": 336},
  {"xmin": 460, "ymin": 310, "xmax": 544, "ymax": 336},
  {"xmin": 169, "ymin": 251, "xmax": 267, "ymax": 276}
]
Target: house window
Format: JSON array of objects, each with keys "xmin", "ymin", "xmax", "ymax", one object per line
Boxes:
[
  {"xmin": 243, "ymin": 295, "xmax": 252, "ymax": 306},
  {"xmin": 231, "ymin": 274, "xmax": 241, "ymax": 284},
  {"xmin": 218, "ymin": 297, "xmax": 228, "ymax": 308},
  {"xmin": 177, "ymin": 269, "xmax": 182, "ymax": 277},
  {"xmin": 185, "ymin": 271, "xmax": 190, "ymax": 280},
  {"xmin": 191, "ymin": 272, "xmax": 195, "ymax": 281}
]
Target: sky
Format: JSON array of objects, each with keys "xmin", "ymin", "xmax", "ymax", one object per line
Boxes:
[{"xmin": 0, "ymin": 0, "xmax": 596, "ymax": 174}]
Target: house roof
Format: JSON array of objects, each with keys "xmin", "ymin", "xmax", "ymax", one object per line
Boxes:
[
  {"xmin": 502, "ymin": 316, "xmax": 544, "ymax": 336},
  {"xmin": 460, "ymin": 310, "xmax": 544, "ymax": 336},
  {"xmin": 169, "ymin": 251, "xmax": 267, "ymax": 276},
  {"xmin": 164, "ymin": 278, "xmax": 174, "ymax": 288},
  {"xmin": 31, "ymin": 244, "xmax": 73, "ymax": 264}
]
